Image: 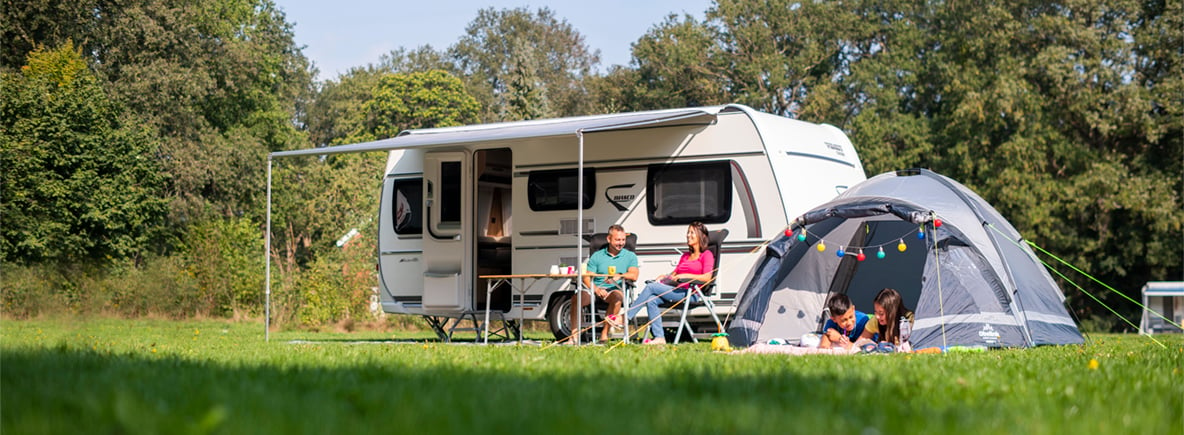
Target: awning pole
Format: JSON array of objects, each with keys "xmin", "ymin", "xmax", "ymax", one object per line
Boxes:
[
  {"xmin": 265, "ymin": 156, "xmax": 273, "ymax": 342},
  {"xmin": 577, "ymin": 130, "xmax": 587, "ymax": 345}
]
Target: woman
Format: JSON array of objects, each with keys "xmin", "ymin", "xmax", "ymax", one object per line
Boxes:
[
  {"xmin": 861, "ymin": 287, "xmax": 914, "ymax": 346},
  {"xmin": 627, "ymin": 222, "xmax": 714, "ymax": 344}
]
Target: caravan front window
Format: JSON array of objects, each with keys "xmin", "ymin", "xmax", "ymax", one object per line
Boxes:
[
  {"xmin": 647, "ymin": 161, "xmax": 732, "ymax": 225},
  {"xmin": 527, "ymin": 168, "xmax": 596, "ymax": 211},
  {"xmin": 391, "ymin": 179, "xmax": 423, "ymax": 235}
]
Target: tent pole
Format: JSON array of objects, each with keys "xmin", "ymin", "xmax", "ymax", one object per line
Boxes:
[{"xmin": 265, "ymin": 156, "xmax": 273, "ymax": 342}]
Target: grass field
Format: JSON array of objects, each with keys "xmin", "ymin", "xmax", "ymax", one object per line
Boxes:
[{"xmin": 2, "ymin": 317, "xmax": 1181, "ymax": 434}]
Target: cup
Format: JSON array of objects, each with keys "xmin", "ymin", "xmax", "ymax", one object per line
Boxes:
[
  {"xmin": 549, "ymin": 265, "xmax": 559, "ymax": 275},
  {"xmin": 607, "ymin": 265, "xmax": 617, "ymax": 275},
  {"xmin": 564, "ymin": 266, "xmax": 575, "ymax": 275}
]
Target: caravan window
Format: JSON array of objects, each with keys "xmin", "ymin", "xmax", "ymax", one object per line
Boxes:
[
  {"xmin": 647, "ymin": 161, "xmax": 732, "ymax": 225},
  {"xmin": 391, "ymin": 178, "xmax": 423, "ymax": 235},
  {"xmin": 439, "ymin": 161, "xmax": 462, "ymax": 224},
  {"xmin": 527, "ymin": 168, "xmax": 595, "ymax": 211}
]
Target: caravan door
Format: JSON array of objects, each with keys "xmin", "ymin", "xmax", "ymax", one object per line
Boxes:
[{"xmin": 421, "ymin": 151, "xmax": 472, "ymax": 311}]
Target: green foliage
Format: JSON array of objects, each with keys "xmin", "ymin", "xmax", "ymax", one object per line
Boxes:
[
  {"xmin": 592, "ymin": 14, "xmax": 730, "ymax": 111},
  {"xmin": 0, "ymin": 42, "xmax": 167, "ymax": 265},
  {"xmin": 181, "ymin": 218, "xmax": 264, "ymax": 317},
  {"xmin": 2, "ymin": 0, "xmax": 314, "ymax": 227},
  {"xmin": 614, "ymin": 0, "xmax": 1181, "ymax": 325},
  {"xmin": 450, "ymin": 7, "xmax": 599, "ymax": 121},
  {"xmin": 2, "ymin": 319, "xmax": 1182, "ymax": 434},
  {"xmin": 361, "ymin": 70, "xmax": 480, "ymax": 139},
  {"xmin": 0, "ymin": 258, "xmax": 201, "ymax": 319}
]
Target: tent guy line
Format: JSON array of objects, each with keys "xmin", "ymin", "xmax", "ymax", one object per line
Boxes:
[{"xmin": 986, "ymin": 223, "xmax": 1173, "ymax": 349}]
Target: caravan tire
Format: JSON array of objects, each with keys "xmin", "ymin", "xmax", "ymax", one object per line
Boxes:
[{"xmin": 547, "ymin": 293, "xmax": 591, "ymax": 342}]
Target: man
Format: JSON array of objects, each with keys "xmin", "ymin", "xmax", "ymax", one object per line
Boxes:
[{"xmin": 570, "ymin": 224, "xmax": 639, "ymax": 342}]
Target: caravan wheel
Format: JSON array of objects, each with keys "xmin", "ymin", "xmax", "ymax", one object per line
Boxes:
[{"xmin": 546, "ymin": 293, "xmax": 591, "ymax": 342}]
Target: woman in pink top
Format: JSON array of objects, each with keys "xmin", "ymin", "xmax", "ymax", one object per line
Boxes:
[{"xmin": 626, "ymin": 221, "xmax": 715, "ymax": 344}]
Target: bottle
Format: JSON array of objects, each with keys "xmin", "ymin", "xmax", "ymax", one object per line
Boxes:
[{"xmin": 899, "ymin": 316, "xmax": 911, "ymax": 346}]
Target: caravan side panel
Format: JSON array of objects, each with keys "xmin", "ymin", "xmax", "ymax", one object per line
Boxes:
[{"xmin": 378, "ymin": 149, "xmax": 426, "ymax": 314}]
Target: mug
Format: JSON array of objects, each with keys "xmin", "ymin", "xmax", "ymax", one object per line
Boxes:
[
  {"xmin": 549, "ymin": 265, "xmax": 560, "ymax": 275},
  {"xmin": 607, "ymin": 265, "xmax": 617, "ymax": 275}
]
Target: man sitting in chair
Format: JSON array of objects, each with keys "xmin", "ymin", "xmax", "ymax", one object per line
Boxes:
[{"xmin": 571, "ymin": 224, "xmax": 639, "ymax": 342}]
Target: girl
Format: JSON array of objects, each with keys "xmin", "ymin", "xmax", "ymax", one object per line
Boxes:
[{"xmin": 862, "ymin": 287, "xmax": 914, "ymax": 346}]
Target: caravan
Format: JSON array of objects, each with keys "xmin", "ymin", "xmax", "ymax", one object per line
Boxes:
[{"xmin": 269, "ymin": 104, "xmax": 866, "ymax": 341}]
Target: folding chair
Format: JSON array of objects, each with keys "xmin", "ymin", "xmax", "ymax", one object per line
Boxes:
[{"xmin": 660, "ymin": 229, "xmax": 728, "ymax": 343}]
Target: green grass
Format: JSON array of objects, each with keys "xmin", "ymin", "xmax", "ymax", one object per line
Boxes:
[{"xmin": 2, "ymin": 317, "xmax": 1181, "ymax": 434}]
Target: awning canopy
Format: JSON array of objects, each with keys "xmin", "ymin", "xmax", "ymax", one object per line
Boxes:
[
  {"xmin": 270, "ymin": 107, "xmax": 722, "ymax": 159},
  {"xmin": 1143, "ymin": 281, "xmax": 1184, "ymax": 297}
]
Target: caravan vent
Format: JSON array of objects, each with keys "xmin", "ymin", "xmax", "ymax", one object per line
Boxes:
[{"xmin": 559, "ymin": 218, "xmax": 595, "ymax": 236}]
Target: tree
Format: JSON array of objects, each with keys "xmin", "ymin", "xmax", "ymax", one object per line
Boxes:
[
  {"xmin": 268, "ymin": 70, "xmax": 480, "ymax": 322},
  {"xmin": 0, "ymin": 42, "xmax": 167, "ymax": 265},
  {"xmin": 919, "ymin": 1, "xmax": 1182, "ymax": 326},
  {"xmin": 449, "ymin": 7, "xmax": 599, "ymax": 121},
  {"xmin": 707, "ymin": 0, "xmax": 874, "ymax": 117},
  {"xmin": 360, "ymin": 70, "xmax": 481, "ymax": 140},
  {"xmin": 592, "ymin": 13, "xmax": 729, "ymax": 111},
  {"xmin": 305, "ymin": 46, "xmax": 453, "ymax": 148},
  {"xmin": 3, "ymin": 0, "xmax": 314, "ymax": 228}
]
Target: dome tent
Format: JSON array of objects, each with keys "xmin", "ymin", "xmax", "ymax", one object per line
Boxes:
[{"xmin": 727, "ymin": 169, "xmax": 1083, "ymax": 349}]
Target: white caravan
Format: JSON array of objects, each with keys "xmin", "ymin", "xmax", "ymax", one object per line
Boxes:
[{"xmin": 268, "ymin": 104, "xmax": 866, "ymax": 341}]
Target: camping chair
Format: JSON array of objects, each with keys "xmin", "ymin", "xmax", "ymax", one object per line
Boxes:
[
  {"xmin": 659, "ymin": 229, "xmax": 728, "ymax": 343},
  {"xmin": 574, "ymin": 232, "xmax": 638, "ymax": 342}
]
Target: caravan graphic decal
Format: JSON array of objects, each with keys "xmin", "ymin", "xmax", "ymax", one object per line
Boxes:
[{"xmin": 605, "ymin": 184, "xmax": 639, "ymax": 211}]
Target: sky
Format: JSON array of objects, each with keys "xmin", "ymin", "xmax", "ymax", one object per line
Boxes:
[{"xmin": 274, "ymin": 0, "xmax": 714, "ymax": 80}]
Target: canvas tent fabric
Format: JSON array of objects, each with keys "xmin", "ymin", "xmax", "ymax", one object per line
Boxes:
[{"xmin": 727, "ymin": 169, "xmax": 1084, "ymax": 349}]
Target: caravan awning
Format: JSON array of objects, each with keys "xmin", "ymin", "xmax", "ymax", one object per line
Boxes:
[
  {"xmin": 270, "ymin": 107, "xmax": 722, "ymax": 159},
  {"xmin": 1143, "ymin": 281, "xmax": 1184, "ymax": 297}
]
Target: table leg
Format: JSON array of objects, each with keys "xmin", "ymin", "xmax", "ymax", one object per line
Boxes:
[
  {"xmin": 483, "ymin": 279, "xmax": 494, "ymax": 345},
  {"xmin": 519, "ymin": 278, "xmax": 525, "ymax": 344}
]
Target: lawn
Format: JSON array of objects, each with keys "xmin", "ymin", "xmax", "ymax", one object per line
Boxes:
[{"xmin": 2, "ymin": 317, "xmax": 1181, "ymax": 434}]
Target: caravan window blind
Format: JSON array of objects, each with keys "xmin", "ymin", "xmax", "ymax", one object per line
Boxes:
[
  {"xmin": 527, "ymin": 168, "xmax": 596, "ymax": 211},
  {"xmin": 391, "ymin": 178, "xmax": 423, "ymax": 235},
  {"xmin": 646, "ymin": 161, "xmax": 732, "ymax": 225}
]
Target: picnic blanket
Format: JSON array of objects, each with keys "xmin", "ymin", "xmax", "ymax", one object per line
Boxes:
[{"xmin": 740, "ymin": 343, "xmax": 861, "ymax": 355}]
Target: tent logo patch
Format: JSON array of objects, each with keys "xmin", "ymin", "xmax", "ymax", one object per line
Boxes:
[{"xmin": 978, "ymin": 324, "xmax": 1001, "ymax": 344}]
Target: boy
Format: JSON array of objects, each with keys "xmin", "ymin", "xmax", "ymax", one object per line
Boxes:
[{"xmin": 820, "ymin": 293, "xmax": 871, "ymax": 349}]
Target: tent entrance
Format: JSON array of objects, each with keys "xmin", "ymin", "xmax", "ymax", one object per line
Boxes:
[{"xmin": 827, "ymin": 219, "xmax": 928, "ymax": 318}]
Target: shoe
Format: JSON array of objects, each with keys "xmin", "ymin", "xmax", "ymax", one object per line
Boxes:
[{"xmin": 643, "ymin": 337, "xmax": 666, "ymax": 345}]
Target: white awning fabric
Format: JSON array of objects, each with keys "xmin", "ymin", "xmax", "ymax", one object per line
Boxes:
[
  {"xmin": 1143, "ymin": 281, "xmax": 1184, "ymax": 297},
  {"xmin": 270, "ymin": 107, "xmax": 721, "ymax": 159}
]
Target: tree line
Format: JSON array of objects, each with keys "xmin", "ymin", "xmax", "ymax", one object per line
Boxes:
[{"xmin": 1, "ymin": 0, "xmax": 1180, "ymax": 330}]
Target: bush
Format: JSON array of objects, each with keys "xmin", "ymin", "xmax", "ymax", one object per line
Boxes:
[
  {"xmin": 1, "ymin": 264, "xmax": 65, "ymax": 318},
  {"xmin": 293, "ymin": 229, "xmax": 376, "ymax": 328},
  {"xmin": 181, "ymin": 218, "xmax": 264, "ymax": 317}
]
